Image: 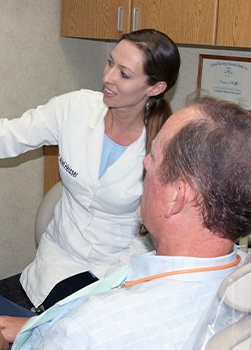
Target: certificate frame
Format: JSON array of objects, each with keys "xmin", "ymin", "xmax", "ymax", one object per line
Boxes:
[{"xmin": 197, "ymin": 54, "xmax": 251, "ymax": 111}]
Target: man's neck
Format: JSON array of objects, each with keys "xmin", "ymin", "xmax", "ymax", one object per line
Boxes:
[{"xmin": 155, "ymin": 231, "xmax": 234, "ymax": 258}]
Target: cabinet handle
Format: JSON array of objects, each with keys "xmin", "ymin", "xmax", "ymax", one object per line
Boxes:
[
  {"xmin": 117, "ymin": 6, "xmax": 124, "ymax": 32},
  {"xmin": 132, "ymin": 7, "xmax": 140, "ymax": 31}
]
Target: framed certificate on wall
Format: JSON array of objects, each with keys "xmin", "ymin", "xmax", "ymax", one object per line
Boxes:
[{"xmin": 197, "ymin": 55, "xmax": 251, "ymax": 110}]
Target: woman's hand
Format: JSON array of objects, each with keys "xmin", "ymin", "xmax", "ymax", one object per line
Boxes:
[{"xmin": 0, "ymin": 316, "xmax": 29, "ymax": 343}]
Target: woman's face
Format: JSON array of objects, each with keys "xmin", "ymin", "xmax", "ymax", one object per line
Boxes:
[{"xmin": 103, "ymin": 40, "xmax": 152, "ymax": 111}]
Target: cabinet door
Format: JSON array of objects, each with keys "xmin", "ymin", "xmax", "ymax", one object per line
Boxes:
[
  {"xmin": 132, "ymin": 0, "xmax": 218, "ymax": 45},
  {"xmin": 216, "ymin": 0, "xmax": 251, "ymax": 47},
  {"xmin": 62, "ymin": 0, "xmax": 132, "ymax": 40}
]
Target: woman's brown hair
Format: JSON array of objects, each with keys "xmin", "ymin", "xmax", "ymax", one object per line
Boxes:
[{"xmin": 120, "ymin": 29, "xmax": 181, "ymax": 156}]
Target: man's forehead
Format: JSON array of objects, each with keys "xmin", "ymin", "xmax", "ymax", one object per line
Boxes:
[{"xmin": 160, "ymin": 106, "xmax": 199, "ymax": 139}]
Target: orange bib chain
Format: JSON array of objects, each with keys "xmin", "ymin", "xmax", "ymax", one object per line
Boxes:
[{"xmin": 114, "ymin": 254, "xmax": 241, "ymax": 289}]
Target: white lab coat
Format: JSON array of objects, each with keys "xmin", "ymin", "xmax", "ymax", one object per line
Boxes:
[{"xmin": 0, "ymin": 89, "xmax": 152, "ymax": 307}]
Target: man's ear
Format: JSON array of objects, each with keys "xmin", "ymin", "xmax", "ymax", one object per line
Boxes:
[
  {"xmin": 164, "ymin": 180, "xmax": 186, "ymax": 218},
  {"xmin": 147, "ymin": 81, "xmax": 167, "ymax": 97}
]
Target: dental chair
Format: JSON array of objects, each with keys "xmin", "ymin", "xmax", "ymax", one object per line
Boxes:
[
  {"xmin": 0, "ymin": 181, "xmax": 63, "ymax": 308},
  {"xmin": 205, "ymin": 315, "xmax": 251, "ymax": 350},
  {"xmin": 204, "ymin": 259, "xmax": 251, "ymax": 349},
  {"xmin": 190, "ymin": 259, "xmax": 251, "ymax": 350},
  {"xmin": 35, "ymin": 181, "xmax": 63, "ymax": 245}
]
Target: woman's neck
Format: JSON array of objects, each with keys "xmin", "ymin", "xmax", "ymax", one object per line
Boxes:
[{"xmin": 105, "ymin": 108, "xmax": 145, "ymax": 146}]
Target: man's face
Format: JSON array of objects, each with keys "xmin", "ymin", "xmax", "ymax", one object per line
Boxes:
[{"xmin": 141, "ymin": 106, "xmax": 199, "ymax": 239}]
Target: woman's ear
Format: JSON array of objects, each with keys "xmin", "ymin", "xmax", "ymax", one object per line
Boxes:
[
  {"xmin": 147, "ymin": 81, "xmax": 167, "ymax": 97},
  {"xmin": 164, "ymin": 180, "xmax": 186, "ymax": 218}
]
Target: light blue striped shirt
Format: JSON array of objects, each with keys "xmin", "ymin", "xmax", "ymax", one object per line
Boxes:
[{"xmin": 13, "ymin": 247, "xmax": 239, "ymax": 349}]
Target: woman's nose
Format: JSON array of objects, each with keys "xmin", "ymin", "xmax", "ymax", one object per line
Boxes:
[{"xmin": 103, "ymin": 66, "xmax": 116, "ymax": 84}]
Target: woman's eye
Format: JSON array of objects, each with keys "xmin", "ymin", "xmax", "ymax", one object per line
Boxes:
[
  {"xmin": 121, "ymin": 71, "xmax": 130, "ymax": 79},
  {"xmin": 106, "ymin": 58, "xmax": 113, "ymax": 67}
]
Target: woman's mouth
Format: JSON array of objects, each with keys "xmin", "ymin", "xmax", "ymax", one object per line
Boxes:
[{"xmin": 103, "ymin": 87, "xmax": 117, "ymax": 96}]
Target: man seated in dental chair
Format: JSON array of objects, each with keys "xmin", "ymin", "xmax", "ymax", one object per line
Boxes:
[{"xmin": 0, "ymin": 95, "xmax": 250, "ymax": 350}]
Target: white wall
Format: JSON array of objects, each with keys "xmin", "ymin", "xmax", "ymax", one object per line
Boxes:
[
  {"xmin": 0, "ymin": 0, "xmax": 106, "ymax": 278},
  {"xmin": 0, "ymin": 0, "xmax": 250, "ymax": 278}
]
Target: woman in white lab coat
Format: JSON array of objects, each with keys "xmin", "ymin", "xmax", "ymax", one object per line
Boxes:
[{"xmin": 0, "ymin": 29, "xmax": 180, "ymax": 309}]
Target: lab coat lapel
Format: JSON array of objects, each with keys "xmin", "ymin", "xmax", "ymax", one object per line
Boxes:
[
  {"xmin": 99, "ymin": 127, "xmax": 146, "ymax": 186},
  {"xmin": 86, "ymin": 107, "xmax": 107, "ymax": 187}
]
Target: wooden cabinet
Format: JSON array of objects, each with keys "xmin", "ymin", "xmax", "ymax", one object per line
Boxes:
[
  {"xmin": 216, "ymin": 0, "xmax": 251, "ymax": 47},
  {"xmin": 61, "ymin": 0, "xmax": 251, "ymax": 47},
  {"xmin": 61, "ymin": 0, "xmax": 218, "ymax": 45},
  {"xmin": 131, "ymin": 0, "xmax": 217, "ymax": 45},
  {"xmin": 61, "ymin": 0, "xmax": 131, "ymax": 40}
]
